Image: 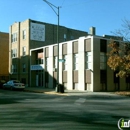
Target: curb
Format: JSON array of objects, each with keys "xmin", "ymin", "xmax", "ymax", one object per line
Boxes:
[
  {"xmin": 44, "ymin": 91, "xmax": 68, "ymax": 96},
  {"xmin": 24, "ymin": 89, "xmax": 68, "ymax": 96}
]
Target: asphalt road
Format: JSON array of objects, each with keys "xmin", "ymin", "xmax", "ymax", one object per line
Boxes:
[{"xmin": 0, "ymin": 89, "xmax": 130, "ymax": 130}]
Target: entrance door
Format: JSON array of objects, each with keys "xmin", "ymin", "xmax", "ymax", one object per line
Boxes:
[
  {"xmin": 39, "ymin": 72, "xmax": 43, "ymax": 87},
  {"xmin": 36, "ymin": 75, "xmax": 38, "ymax": 86}
]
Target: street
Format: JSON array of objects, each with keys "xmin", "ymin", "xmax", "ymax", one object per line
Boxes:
[{"xmin": 0, "ymin": 90, "xmax": 130, "ymax": 130}]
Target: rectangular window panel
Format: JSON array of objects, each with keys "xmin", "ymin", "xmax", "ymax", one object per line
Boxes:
[
  {"xmin": 46, "ymin": 58, "xmax": 49, "ymax": 71},
  {"xmin": 22, "ymin": 47, "xmax": 26, "ymax": 56},
  {"xmin": 100, "ymin": 63, "xmax": 106, "ymax": 70},
  {"xmin": 86, "ymin": 63, "xmax": 92, "ymax": 70},
  {"xmin": 23, "ymin": 64, "xmax": 26, "ymax": 72},
  {"xmin": 54, "ymin": 56, "xmax": 57, "ymax": 69},
  {"xmin": 85, "ymin": 52, "xmax": 92, "ymax": 70},
  {"xmin": 12, "ymin": 49, "xmax": 17, "ymax": 58},
  {"xmin": 73, "ymin": 54, "xmax": 78, "ymax": 70},
  {"xmin": 12, "ymin": 64, "xmax": 17, "ymax": 73},
  {"xmin": 63, "ymin": 55, "xmax": 67, "ymax": 70},
  {"xmin": 100, "ymin": 52, "xmax": 106, "ymax": 70},
  {"xmin": 23, "ymin": 30, "xmax": 26, "ymax": 39},
  {"xmin": 11, "ymin": 33, "xmax": 17, "ymax": 43}
]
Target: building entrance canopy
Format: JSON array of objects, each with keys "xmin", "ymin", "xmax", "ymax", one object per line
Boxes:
[{"xmin": 31, "ymin": 65, "xmax": 44, "ymax": 70}]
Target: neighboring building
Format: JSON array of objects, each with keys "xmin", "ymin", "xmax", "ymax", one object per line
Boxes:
[
  {"xmin": 0, "ymin": 32, "xmax": 9, "ymax": 82},
  {"xmin": 9, "ymin": 19, "xmax": 87, "ymax": 85},
  {"xmin": 30, "ymin": 34, "xmax": 128, "ymax": 92}
]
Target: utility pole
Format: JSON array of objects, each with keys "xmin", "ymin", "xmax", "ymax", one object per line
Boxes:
[{"xmin": 43, "ymin": 0, "xmax": 62, "ymax": 92}]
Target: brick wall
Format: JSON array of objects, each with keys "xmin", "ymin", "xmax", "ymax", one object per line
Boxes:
[{"xmin": 0, "ymin": 32, "xmax": 9, "ymax": 79}]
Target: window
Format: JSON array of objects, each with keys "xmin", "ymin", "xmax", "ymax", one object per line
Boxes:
[
  {"xmin": 45, "ymin": 57, "xmax": 49, "ymax": 71},
  {"xmin": 12, "ymin": 49, "xmax": 17, "ymax": 58},
  {"xmin": 22, "ymin": 63, "xmax": 26, "ymax": 72},
  {"xmin": 100, "ymin": 39, "xmax": 107, "ymax": 52},
  {"xmin": 85, "ymin": 52, "xmax": 92, "ymax": 70},
  {"xmin": 63, "ymin": 55, "xmax": 67, "ymax": 70},
  {"xmin": 11, "ymin": 65, "xmax": 17, "ymax": 73},
  {"xmin": 11, "ymin": 33, "xmax": 17, "ymax": 43},
  {"xmin": 23, "ymin": 30, "xmax": 26, "ymax": 39},
  {"xmin": 22, "ymin": 46, "xmax": 26, "ymax": 56},
  {"xmin": 71, "ymin": 36, "xmax": 74, "ymax": 40},
  {"xmin": 37, "ymin": 58, "xmax": 43, "ymax": 64},
  {"xmin": 100, "ymin": 52, "xmax": 106, "ymax": 70},
  {"xmin": 64, "ymin": 34, "xmax": 66, "ymax": 41},
  {"xmin": 73, "ymin": 54, "xmax": 78, "ymax": 70},
  {"xmin": 54, "ymin": 56, "xmax": 57, "ymax": 69}
]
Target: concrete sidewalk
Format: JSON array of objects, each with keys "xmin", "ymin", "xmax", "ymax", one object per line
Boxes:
[
  {"xmin": 24, "ymin": 86, "xmax": 89, "ymax": 96},
  {"xmin": 23, "ymin": 86, "xmax": 123, "ymax": 97},
  {"xmin": 23, "ymin": 86, "xmax": 130, "ymax": 97}
]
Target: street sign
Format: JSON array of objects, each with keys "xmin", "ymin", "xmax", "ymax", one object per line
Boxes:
[{"xmin": 59, "ymin": 59, "xmax": 65, "ymax": 62}]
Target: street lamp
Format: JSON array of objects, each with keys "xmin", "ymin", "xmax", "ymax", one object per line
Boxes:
[{"xmin": 43, "ymin": 0, "xmax": 60, "ymax": 92}]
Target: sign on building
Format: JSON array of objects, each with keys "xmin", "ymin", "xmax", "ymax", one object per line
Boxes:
[
  {"xmin": 30, "ymin": 22, "xmax": 45, "ymax": 41},
  {"xmin": 31, "ymin": 65, "xmax": 44, "ymax": 70}
]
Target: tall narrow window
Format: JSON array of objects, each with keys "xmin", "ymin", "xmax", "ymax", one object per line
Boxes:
[
  {"xmin": 12, "ymin": 49, "xmax": 17, "ymax": 58},
  {"xmin": 23, "ymin": 63, "xmax": 26, "ymax": 72},
  {"xmin": 15, "ymin": 33, "xmax": 17, "ymax": 42},
  {"xmin": 73, "ymin": 54, "xmax": 78, "ymax": 70},
  {"xmin": 71, "ymin": 36, "xmax": 74, "ymax": 40},
  {"xmin": 100, "ymin": 52, "xmax": 106, "ymax": 70},
  {"xmin": 11, "ymin": 64, "xmax": 17, "ymax": 73},
  {"xmin": 11, "ymin": 65, "xmax": 14, "ymax": 73},
  {"xmin": 22, "ymin": 46, "xmax": 26, "ymax": 56},
  {"xmin": 11, "ymin": 33, "xmax": 17, "ymax": 43},
  {"xmin": 23, "ymin": 30, "xmax": 26, "ymax": 39},
  {"xmin": 37, "ymin": 58, "xmax": 43, "ymax": 64},
  {"xmin": 64, "ymin": 34, "xmax": 66, "ymax": 41},
  {"xmin": 54, "ymin": 56, "xmax": 57, "ymax": 69},
  {"xmin": 85, "ymin": 52, "xmax": 92, "ymax": 70},
  {"xmin": 63, "ymin": 55, "xmax": 67, "ymax": 70},
  {"xmin": 45, "ymin": 57, "xmax": 49, "ymax": 71},
  {"xmin": 11, "ymin": 34, "xmax": 13, "ymax": 43}
]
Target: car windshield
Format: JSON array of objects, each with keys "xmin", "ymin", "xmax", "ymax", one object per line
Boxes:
[{"xmin": 13, "ymin": 80, "xmax": 20, "ymax": 83}]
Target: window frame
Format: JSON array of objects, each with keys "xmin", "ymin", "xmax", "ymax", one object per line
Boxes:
[
  {"xmin": 12, "ymin": 49, "xmax": 17, "ymax": 58},
  {"xmin": 22, "ymin": 63, "xmax": 26, "ymax": 73},
  {"xmin": 11, "ymin": 64, "xmax": 17, "ymax": 73},
  {"xmin": 100, "ymin": 52, "xmax": 106, "ymax": 70},
  {"xmin": 73, "ymin": 53, "xmax": 78, "ymax": 70},
  {"xmin": 22, "ymin": 46, "xmax": 26, "ymax": 56},
  {"xmin": 45, "ymin": 57, "xmax": 49, "ymax": 71},
  {"xmin": 63, "ymin": 55, "xmax": 68, "ymax": 70},
  {"xmin": 54, "ymin": 56, "xmax": 57, "ymax": 69},
  {"xmin": 11, "ymin": 32, "xmax": 18, "ymax": 43},
  {"xmin": 85, "ymin": 52, "xmax": 92, "ymax": 70},
  {"xmin": 22, "ymin": 30, "xmax": 26, "ymax": 40}
]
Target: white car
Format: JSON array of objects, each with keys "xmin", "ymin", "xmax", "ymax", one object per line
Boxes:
[{"xmin": 3, "ymin": 80, "xmax": 25, "ymax": 90}]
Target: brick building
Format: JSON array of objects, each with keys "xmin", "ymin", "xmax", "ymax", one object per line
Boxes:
[
  {"xmin": 0, "ymin": 32, "xmax": 9, "ymax": 82},
  {"xmin": 9, "ymin": 19, "xmax": 87, "ymax": 86}
]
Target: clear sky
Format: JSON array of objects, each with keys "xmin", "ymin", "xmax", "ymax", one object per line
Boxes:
[{"xmin": 0, "ymin": 0, "xmax": 130, "ymax": 36}]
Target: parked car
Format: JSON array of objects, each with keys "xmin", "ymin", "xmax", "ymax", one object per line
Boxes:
[
  {"xmin": 0, "ymin": 80, "xmax": 6, "ymax": 89},
  {"xmin": 3, "ymin": 80, "xmax": 25, "ymax": 90}
]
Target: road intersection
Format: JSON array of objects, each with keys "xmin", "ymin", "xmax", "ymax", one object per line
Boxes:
[{"xmin": 0, "ymin": 89, "xmax": 129, "ymax": 130}]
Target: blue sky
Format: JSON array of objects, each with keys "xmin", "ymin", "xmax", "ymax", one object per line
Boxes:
[{"xmin": 0, "ymin": 0, "xmax": 130, "ymax": 36}]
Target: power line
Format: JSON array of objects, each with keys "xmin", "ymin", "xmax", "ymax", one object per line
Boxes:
[{"xmin": 61, "ymin": 0, "xmax": 65, "ymax": 7}]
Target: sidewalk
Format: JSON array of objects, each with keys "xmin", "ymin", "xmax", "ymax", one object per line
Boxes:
[
  {"xmin": 24, "ymin": 86, "xmax": 130, "ymax": 97},
  {"xmin": 24, "ymin": 86, "xmax": 89, "ymax": 96}
]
